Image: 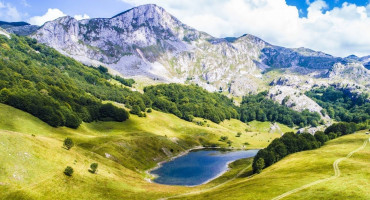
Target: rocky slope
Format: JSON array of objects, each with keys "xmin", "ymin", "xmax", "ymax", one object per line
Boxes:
[
  {"xmin": 0, "ymin": 21, "xmax": 39, "ymax": 36},
  {"xmin": 29, "ymin": 5, "xmax": 368, "ymax": 95}
]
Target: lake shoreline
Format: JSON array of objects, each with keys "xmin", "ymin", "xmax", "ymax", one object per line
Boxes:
[{"xmin": 145, "ymin": 146, "xmax": 257, "ymax": 186}]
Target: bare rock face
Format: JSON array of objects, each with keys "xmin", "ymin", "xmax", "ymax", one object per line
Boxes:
[
  {"xmin": 268, "ymin": 85, "xmax": 324, "ymax": 114},
  {"xmin": 29, "ymin": 4, "xmax": 369, "ymax": 99}
]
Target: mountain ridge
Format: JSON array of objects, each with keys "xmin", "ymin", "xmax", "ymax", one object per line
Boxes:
[{"xmin": 2, "ymin": 4, "xmax": 369, "ymax": 111}]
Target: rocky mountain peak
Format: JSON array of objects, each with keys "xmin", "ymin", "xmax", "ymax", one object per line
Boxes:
[{"xmin": 28, "ymin": 4, "xmax": 369, "ymax": 102}]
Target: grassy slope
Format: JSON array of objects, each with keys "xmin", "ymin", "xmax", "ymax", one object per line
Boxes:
[
  {"xmin": 175, "ymin": 131, "xmax": 370, "ymax": 200},
  {"xmin": 1, "ymin": 103, "xmax": 368, "ymax": 200},
  {"xmin": 0, "ymin": 103, "xmax": 291, "ymax": 200}
]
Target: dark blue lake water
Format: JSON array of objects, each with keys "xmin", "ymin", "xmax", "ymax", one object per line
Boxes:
[{"xmin": 150, "ymin": 149, "xmax": 259, "ymax": 186}]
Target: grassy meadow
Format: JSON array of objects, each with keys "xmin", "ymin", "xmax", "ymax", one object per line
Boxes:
[
  {"xmin": 2, "ymin": 103, "xmax": 367, "ymax": 200},
  {"xmin": 0, "ymin": 103, "xmax": 289, "ymax": 199}
]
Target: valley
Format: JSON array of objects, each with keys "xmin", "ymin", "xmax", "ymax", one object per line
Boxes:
[
  {"xmin": 0, "ymin": 3, "xmax": 369, "ymax": 200},
  {"xmin": 0, "ymin": 103, "xmax": 368, "ymax": 200}
]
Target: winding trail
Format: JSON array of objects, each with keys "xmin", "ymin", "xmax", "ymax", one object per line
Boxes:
[
  {"xmin": 271, "ymin": 137, "xmax": 369, "ymax": 200},
  {"xmin": 159, "ymin": 163, "xmax": 254, "ymax": 200}
]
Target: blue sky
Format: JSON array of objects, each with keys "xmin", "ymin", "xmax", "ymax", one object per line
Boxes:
[
  {"xmin": 0, "ymin": 0, "xmax": 132, "ymax": 20},
  {"xmin": 286, "ymin": 0, "xmax": 370, "ymax": 17},
  {"xmin": 1, "ymin": 0, "xmax": 370, "ymax": 57},
  {"xmin": 0, "ymin": 0, "xmax": 369, "ymax": 21}
]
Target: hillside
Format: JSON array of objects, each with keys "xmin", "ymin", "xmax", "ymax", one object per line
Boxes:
[
  {"xmin": 0, "ymin": 103, "xmax": 292, "ymax": 199},
  {"xmin": 169, "ymin": 131, "xmax": 370, "ymax": 200},
  {"xmin": 1, "ymin": 103, "xmax": 368, "ymax": 200}
]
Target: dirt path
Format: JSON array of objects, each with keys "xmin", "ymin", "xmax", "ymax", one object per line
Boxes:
[
  {"xmin": 159, "ymin": 163, "xmax": 254, "ymax": 200},
  {"xmin": 271, "ymin": 137, "xmax": 369, "ymax": 200}
]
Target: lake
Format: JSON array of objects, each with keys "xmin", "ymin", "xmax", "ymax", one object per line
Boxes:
[{"xmin": 150, "ymin": 149, "xmax": 259, "ymax": 186}]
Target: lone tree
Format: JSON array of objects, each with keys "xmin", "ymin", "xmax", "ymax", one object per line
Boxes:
[
  {"xmin": 89, "ymin": 163, "xmax": 98, "ymax": 174},
  {"xmin": 255, "ymin": 158, "xmax": 265, "ymax": 174},
  {"xmin": 63, "ymin": 137, "xmax": 74, "ymax": 150},
  {"xmin": 64, "ymin": 166, "xmax": 74, "ymax": 176}
]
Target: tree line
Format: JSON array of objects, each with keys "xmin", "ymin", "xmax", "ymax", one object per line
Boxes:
[
  {"xmin": 252, "ymin": 121, "xmax": 367, "ymax": 173},
  {"xmin": 240, "ymin": 92, "xmax": 322, "ymax": 127},
  {"xmin": 306, "ymin": 86, "xmax": 370, "ymax": 123}
]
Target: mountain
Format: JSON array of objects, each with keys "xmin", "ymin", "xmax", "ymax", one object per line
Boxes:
[
  {"xmin": 0, "ymin": 21, "xmax": 39, "ymax": 36},
  {"xmin": 8, "ymin": 4, "xmax": 365, "ymax": 111},
  {"xmin": 0, "ymin": 21, "xmax": 30, "ymax": 27}
]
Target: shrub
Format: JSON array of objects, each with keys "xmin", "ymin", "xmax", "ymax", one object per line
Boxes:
[
  {"xmin": 89, "ymin": 163, "xmax": 98, "ymax": 174},
  {"xmin": 64, "ymin": 166, "xmax": 74, "ymax": 176},
  {"xmin": 147, "ymin": 108, "xmax": 152, "ymax": 113},
  {"xmin": 236, "ymin": 132, "xmax": 242, "ymax": 137},
  {"xmin": 63, "ymin": 137, "xmax": 74, "ymax": 150},
  {"xmin": 130, "ymin": 105, "xmax": 141, "ymax": 115},
  {"xmin": 219, "ymin": 136, "xmax": 228, "ymax": 141},
  {"xmin": 98, "ymin": 65, "xmax": 108, "ymax": 73}
]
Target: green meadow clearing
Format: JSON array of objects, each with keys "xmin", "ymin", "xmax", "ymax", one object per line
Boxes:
[{"xmin": 1, "ymin": 103, "xmax": 368, "ymax": 200}]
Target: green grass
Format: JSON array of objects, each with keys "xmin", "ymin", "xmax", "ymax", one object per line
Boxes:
[
  {"xmin": 0, "ymin": 103, "xmax": 368, "ymax": 199},
  {"xmin": 173, "ymin": 131, "xmax": 370, "ymax": 200},
  {"xmin": 0, "ymin": 103, "xmax": 283, "ymax": 199}
]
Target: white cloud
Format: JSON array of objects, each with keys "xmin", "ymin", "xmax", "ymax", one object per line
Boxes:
[
  {"xmin": 28, "ymin": 8, "xmax": 66, "ymax": 26},
  {"xmin": 0, "ymin": 2, "xmax": 22, "ymax": 21},
  {"xmin": 121, "ymin": 0, "xmax": 370, "ymax": 57},
  {"xmin": 74, "ymin": 14, "xmax": 90, "ymax": 20}
]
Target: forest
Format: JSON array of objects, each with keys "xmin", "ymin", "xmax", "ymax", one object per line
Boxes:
[
  {"xmin": 0, "ymin": 35, "xmax": 146, "ymax": 128},
  {"xmin": 306, "ymin": 86, "xmax": 370, "ymax": 123},
  {"xmin": 239, "ymin": 92, "xmax": 322, "ymax": 127},
  {"xmin": 144, "ymin": 84, "xmax": 239, "ymax": 123}
]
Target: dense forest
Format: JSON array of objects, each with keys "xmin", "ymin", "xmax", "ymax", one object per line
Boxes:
[
  {"xmin": 306, "ymin": 86, "xmax": 370, "ymax": 123},
  {"xmin": 0, "ymin": 35, "xmax": 147, "ymax": 128},
  {"xmin": 252, "ymin": 121, "xmax": 366, "ymax": 173},
  {"xmin": 144, "ymin": 84, "xmax": 239, "ymax": 123},
  {"xmin": 239, "ymin": 92, "xmax": 322, "ymax": 127}
]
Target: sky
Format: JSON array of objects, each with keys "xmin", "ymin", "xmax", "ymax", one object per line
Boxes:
[{"xmin": 1, "ymin": 0, "xmax": 370, "ymax": 57}]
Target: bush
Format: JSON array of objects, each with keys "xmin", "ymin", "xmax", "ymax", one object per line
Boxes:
[
  {"xmin": 64, "ymin": 166, "xmax": 74, "ymax": 176},
  {"xmin": 147, "ymin": 108, "xmax": 152, "ymax": 113},
  {"xmin": 63, "ymin": 137, "xmax": 74, "ymax": 150},
  {"xmin": 219, "ymin": 136, "xmax": 228, "ymax": 141},
  {"xmin": 255, "ymin": 158, "xmax": 265, "ymax": 174},
  {"xmin": 89, "ymin": 163, "xmax": 98, "ymax": 174},
  {"xmin": 98, "ymin": 65, "xmax": 108, "ymax": 73},
  {"xmin": 130, "ymin": 105, "xmax": 141, "ymax": 115}
]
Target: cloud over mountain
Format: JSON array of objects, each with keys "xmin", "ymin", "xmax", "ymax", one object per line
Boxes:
[{"xmin": 121, "ymin": 0, "xmax": 370, "ymax": 57}]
